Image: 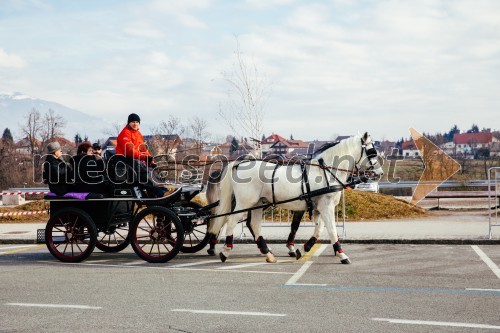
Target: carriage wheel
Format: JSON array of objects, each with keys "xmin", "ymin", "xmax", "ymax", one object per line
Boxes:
[
  {"xmin": 95, "ymin": 223, "xmax": 130, "ymax": 253},
  {"xmin": 130, "ymin": 206, "xmax": 184, "ymax": 263},
  {"xmin": 45, "ymin": 208, "xmax": 97, "ymax": 263},
  {"xmin": 176, "ymin": 202, "xmax": 210, "ymax": 254}
]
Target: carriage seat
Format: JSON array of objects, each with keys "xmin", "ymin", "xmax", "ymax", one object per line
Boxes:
[{"xmin": 44, "ymin": 192, "xmax": 106, "ymax": 200}]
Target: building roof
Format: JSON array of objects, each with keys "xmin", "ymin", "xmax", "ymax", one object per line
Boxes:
[
  {"xmin": 262, "ymin": 133, "xmax": 286, "ymax": 144},
  {"xmin": 453, "ymin": 132, "xmax": 493, "ymax": 144},
  {"xmin": 270, "ymin": 139, "xmax": 309, "ymax": 149},
  {"xmin": 401, "ymin": 141, "xmax": 416, "ymax": 150}
]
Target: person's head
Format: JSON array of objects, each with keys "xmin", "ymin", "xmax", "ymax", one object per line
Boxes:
[
  {"xmin": 127, "ymin": 113, "xmax": 140, "ymax": 131},
  {"xmin": 47, "ymin": 141, "xmax": 62, "ymax": 158},
  {"xmin": 92, "ymin": 143, "xmax": 102, "ymax": 155},
  {"xmin": 77, "ymin": 142, "xmax": 93, "ymax": 155}
]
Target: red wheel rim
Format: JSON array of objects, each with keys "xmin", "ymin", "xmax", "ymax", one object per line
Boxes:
[
  {"xmin": 97, "ymin": 225, "xmax": 129, "ymax": 248},
  {"xmin": 133, "ymin": 212, "xmax": 181, "ymax": 260},
  {"xmin": 47, "ymin": 213, "xmax": 93, "ymax": 260}
]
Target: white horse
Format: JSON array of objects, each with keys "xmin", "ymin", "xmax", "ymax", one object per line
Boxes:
[{"xmin": 208, "ymin": 133, "xmax": 384, "ymax": 263}]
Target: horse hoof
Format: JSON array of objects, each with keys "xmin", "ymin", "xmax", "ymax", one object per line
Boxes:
[
  {"xmin": 266, "ymin": 253, "xmax": 277, "ymax": 263},
  {"xmin": 341, "ymin": 258, "xmax": 351, "ymax": 264},
  {"xmin": 295, "ymin": 249, "xmax": 302, "ymax": 260},
  {"xmin": 219, "ymin": 252, "xmax": 227, "ymax": 263},
  {"xmin": 207, "ymin": 249, "xmax": 216, "ymax": 256},
  {"xmin": 288, "ymin": 251, "xmax": 296, "ymax": 257}
]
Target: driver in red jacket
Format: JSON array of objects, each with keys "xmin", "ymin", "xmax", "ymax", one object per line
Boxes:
[
  {"xmin": 116, "ymin": 113, "xmax": 170, "ymax": 197},
  {"xmin": 116, "ymin": 113, "xmax": 153, "ymax": 165}
]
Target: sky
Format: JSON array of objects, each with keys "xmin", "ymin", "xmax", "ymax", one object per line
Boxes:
[{"xmin": 1, "ymin": 0, "xmax": 499, "ymax": 142}]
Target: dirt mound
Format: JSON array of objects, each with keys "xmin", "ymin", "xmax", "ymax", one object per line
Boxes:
[
  {"xmin": 343, "ymin": 190, "xmax": 427, "ymax": 220},
  {"xmin": 0, "ymin": 200, "xmax": 49, "ymax": 222}
]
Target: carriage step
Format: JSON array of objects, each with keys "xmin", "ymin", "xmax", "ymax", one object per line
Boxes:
[{"xmin": 37, "ymin": 229, "xmax": 45, "ymax": 244}]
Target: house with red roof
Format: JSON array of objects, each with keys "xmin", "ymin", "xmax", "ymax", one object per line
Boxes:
[
  {"xmin": 401, "ymin": 140, "xmax": 420, "ymax": 158},
  {"xmin": 269, "ymin": 139, "xmax": 309, "ymax": 156},
  {"xmin": 261, "ymin": 134, "xmax": 286, "ymax": 155},
  {"xmin": 452, "ymin": 132, "xmax": 498, "ymax": 157}
]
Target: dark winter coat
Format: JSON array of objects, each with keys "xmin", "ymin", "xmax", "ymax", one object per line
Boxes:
[
  {"xmin": 42, "ymin": 154, "xmax": 73, "ymax": 196},
  {"xmin": 70, "ymin": 154, "xmax": 108, "ymax": 193}
]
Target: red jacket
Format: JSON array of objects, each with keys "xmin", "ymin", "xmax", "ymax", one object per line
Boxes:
[{"xmin": 116, "ymin": 125, "xmax": 151, "ymax": 162}]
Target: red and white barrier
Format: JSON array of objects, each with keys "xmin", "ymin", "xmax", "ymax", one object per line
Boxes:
[
  {"xmin": 0, "ymin": 210, "xmax": 48, "ymax": 217},
  {"xmin": 1, "ymin": 191, "xmax": 49, "ymax": 196}
]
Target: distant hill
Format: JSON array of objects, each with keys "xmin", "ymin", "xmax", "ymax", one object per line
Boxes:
[{"xmin": 0, "ymin": 92, "xmax": 110, "ymax": 141}]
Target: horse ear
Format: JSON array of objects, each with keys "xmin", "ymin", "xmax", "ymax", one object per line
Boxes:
[{"xmin": 363, "ymin": 132, "xmax": 369, "ymax": 141}]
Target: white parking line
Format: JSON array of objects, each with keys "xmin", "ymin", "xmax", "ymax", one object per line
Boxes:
[
  {"xmin": 39, "ymin": 261, "xmax": 293, "ymax": 275},
  {"xmin": 217, "ymin": 262, "xmax": 269, "ymax": 270},
  {"xmin": 171, "ymin": 309, "xmax": 286, "ymax": 317},
  {"xmin": 0, "ymin": 245, "xmax": 40, "ymax": 255},
  {"xmin": 466, "ymin": 288, "xmax": 500, "ymax": 292},
  {"xmin": 0, "ymin": 245, "xmax": 38, "ymax": 251},
  {"xmin": 471, "ymin": 245, "xmax": 500, "ymax": 280},
  {"xmin": 372, "ymin": 318, "xmax": 500, "ymax": 330},
  {"xmin": 6, "ymin": 303, "xmax": 101, "ymax": 310},
  {"xmin": 168, "ymin": 260, "xmax": 220, "ymax": 268},
  {"xmin": 122, "ymin": 260, "xmax": 146, "ymax": 266},
  {"xmin": 285, "ymin": 261, "xmax": 313, "ymax": 285}
]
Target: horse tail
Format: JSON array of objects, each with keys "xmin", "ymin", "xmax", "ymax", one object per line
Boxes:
[
  {"xmin": 206, "ymin": 169, "xmax": 223, "ymax": 211},
  {"xmin": 208, "ymin": 163, "xmax": 235, "ymax": 235}
]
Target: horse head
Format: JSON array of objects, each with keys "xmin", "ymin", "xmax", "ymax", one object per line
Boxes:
[{"xmin": 358, "ymin": 132, "xmax": 384, "ymax": 179}]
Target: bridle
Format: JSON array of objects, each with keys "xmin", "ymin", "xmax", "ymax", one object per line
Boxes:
[{"xmin": 358, "ymin": 137, "xmax": 380, "ymax": 172}]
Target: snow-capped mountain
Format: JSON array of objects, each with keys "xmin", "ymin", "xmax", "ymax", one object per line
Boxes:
[{"xmin": 0, "ymin": 92, "xmax": 110, "ymax": 141}]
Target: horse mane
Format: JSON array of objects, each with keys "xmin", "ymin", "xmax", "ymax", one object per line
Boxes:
[{"xmin": 312, "ymin": 141, "xmax": 340, "ymax": 157}]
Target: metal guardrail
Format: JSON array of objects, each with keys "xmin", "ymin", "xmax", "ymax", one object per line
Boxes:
[{"xmin": 488, "ymin": 168, "xmax": 500, "ymax": 239}]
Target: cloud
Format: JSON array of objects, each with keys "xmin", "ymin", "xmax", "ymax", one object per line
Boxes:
[
  {"xmin": 123, "ymin": 21, "xmax": 165, "ymax": 39},
  {"xmin": 0, "ymin": 49, "xmax": 25, "ymax": 68},
  {"xmin": 241, "ymin": 0, "xmax": 297, "ymax": 10},
  {"xmin": 147, "ymin": 0, "xmax": 211, "ymax": 29}
]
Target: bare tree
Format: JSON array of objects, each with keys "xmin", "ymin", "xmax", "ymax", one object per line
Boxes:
[
  {"xmin": 218, "ymin": 37, "xmax": 272, "ymax": 157},
  {"xmin": 40, "ymin": 109, "xmax": 66, "ymax": 150},
  {"xmin": 104, "ymin": 122, "xmax": 123, "ymax": 137},
  {"xmin": 158, "ymin": 115, "xmax": 185, "ymax": 137},
  {"xmin": 188, "ymin": 116, "xmax": 209, "ymax": 155},
  {"xmin": 21, "ymin": 108, "xmax": 43, "ymax": 157},
  {"xmin": 147, "ymin": 115, "xmax": 185, "ymax": 158}
]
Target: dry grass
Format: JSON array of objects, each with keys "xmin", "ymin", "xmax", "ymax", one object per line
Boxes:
[
  {"xmin": 194, "ymin": 190, "xmax": 427, "ymax": 222},
  {"xmin": 342, "ymin": 190, "xmax": 427, "ymax": 221}
]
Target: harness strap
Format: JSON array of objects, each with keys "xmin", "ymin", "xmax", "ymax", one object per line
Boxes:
[
  {"xmin": 318, "ymin": 158, "xmax": 347, "ymax": 189},
  {"xmin": 301, "ymin": 163, "xmax": 314, "ymax": 218},
  {"xmin": 271, "ymin": 164, "xmax": 280, "ymax": 206}
]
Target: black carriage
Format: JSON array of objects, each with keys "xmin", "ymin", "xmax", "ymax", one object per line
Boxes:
[{"xmin": 43, "ymin": 154, "xmax": 211, "ymax": 263}]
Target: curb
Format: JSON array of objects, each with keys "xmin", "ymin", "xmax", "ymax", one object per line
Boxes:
[
  {"xmin": 232, "ymin": 238, "xmax": 500, "ymax": 245},
  {"xmin": 2, "ymin": 239, "xmax": 499, "ymax": 245}
]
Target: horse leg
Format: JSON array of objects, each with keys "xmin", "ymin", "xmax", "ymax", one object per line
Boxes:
[
  {"xmin": 295, "ymin": 211, "xmax": 323, "ymax": 260},
  {"xmin": 219, "ymin": 211, "xmax": 242, "ymax": 262},
  {"xmin": 287, "ymin": 210, "xmax": 304, "ymax": 257},
  {"xmin": 248, "ymin": 208, "xmax": 276, "ymax": 263},
  {"xmin": 207, "ymin": 233, "xmax": 218, "ymax": 256},
  {"xmin": 323, "ymin": 201, "xmax": 351, "ymax": 264}
]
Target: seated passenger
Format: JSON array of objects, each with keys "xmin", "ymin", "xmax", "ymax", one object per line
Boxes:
[
  {"xmin": 92, "ymin": 142, "xmax": 103, "ymax": 158},
  {"xmin": 115, "ymin": 113, "xmax": 169, "ymax": 197},
  {"xmin": 71, "ymin": 141, "xmax": 108, "ymax": 194},
  {"xmin": 42, "ymin": 141, "xmax": 74, "ymax": 196}
]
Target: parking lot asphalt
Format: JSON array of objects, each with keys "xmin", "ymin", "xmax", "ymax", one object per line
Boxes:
[{"xmin": 0, "ymin": 243, "xmax": 499, "ymax": 333}]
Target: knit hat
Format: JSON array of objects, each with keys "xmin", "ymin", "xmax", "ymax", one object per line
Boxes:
[
  {"xmin": 47, "ymin": 141, "xmax": 61, "ymax": 154},
  {"xmin": 127, "ymin": 113, "xmax": 141, "ymax": 124},
  {"xmin": 92, "ymin": 143, "xmax": 102, "ymax": 150}
]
